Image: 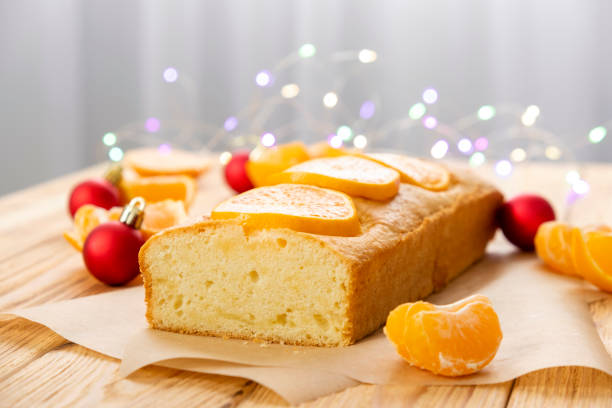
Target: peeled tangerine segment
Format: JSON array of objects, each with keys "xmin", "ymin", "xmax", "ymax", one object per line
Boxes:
[
  {"xmin": 572, "ymin": 229, "xmax": 612, "ymax": 292},
  {"xmin": 269, "ymin": 156, "xmax": 400, "ymax": 201},
  {"xmin": 64, "ymin": 200, "xmax": 187, "ymax": 251},
  {"xmin": 362, "ymin": 153, "xmax": 451, "ymax": 191},
  {"xmin": 535, "ymin": 221, "xmax": 579, "ymax": 276},
  {"xmin": 245, "ymin": 142, "xmax": 311, "ymax": 187},
  {"xmin": 124, "ymin": 148, "xmax": 210, "ymax": 177},
  {"xmin": 211, "ymin": 184, "xmax": 361, "ymax": 237},
  {"xmin": 384, "ymin": 294, "xmax": 502, "ymax": 377}
]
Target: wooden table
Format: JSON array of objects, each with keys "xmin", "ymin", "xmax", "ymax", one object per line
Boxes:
[{"xmin": 1, "ymin": 162, "xmax": 612, "ymax": 407}]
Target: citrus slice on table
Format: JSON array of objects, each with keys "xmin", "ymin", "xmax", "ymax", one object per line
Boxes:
[
  {"xmin": 571, "ymin": 228, "xmax": 612, "ymax": 292},
  {"xmin": 124, "ymin": 148, "xmax": 210, "ymax": 177},
  {"xmin": 245, "ymin": 142, "xmax": 311, "ymax": 187},
  {"xmin": 534, "ymin": 221, "xmax": 579, "ymax": 276},
  {"xmin": 360, "ymin": 153, "xmax": 451, "ymax": 191},
  {"xmin": 384, "ymin": 294, "xmax": 502, "ymax": 377},
  {"xmin": 268, "ymin": 156, "xmax": 400, "ymax": 201},
  {"xmin": 211, "ymin": 184, "xmax": 361, "ymax": 236},
  {"xmin": 64, "ymin": 200, "xmax": 188, "ymax": 251},
  {"xmin": 119, "ymin": 169, "xmax": 196, "ymax": 208},
  {"xmin": 63, "ymin": 204, "xmax": 113, "ymax": 251}
]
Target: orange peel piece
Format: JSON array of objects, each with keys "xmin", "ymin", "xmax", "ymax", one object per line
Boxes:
[
  {"xmin": 269, "ymin": 156, "xmax": 400, "ymax": 201},
  {"xmin": 211, "ymin": 184, "xmax": 361, "ymax": 237},
  {"xmin": 535, "ymin": 221, "xmax": 579, "ymax": 276},
  {"xmin": 360, "ymin": 153, "xmax": 451, "ymax": 191},
  {"xmin": 572, "ymin": 228, "xmax": 612, "ymax": 292},
  {"xmin": 124, "ymin": 148, "xmax": 210, "ymax": 177},
  {"xmin": 384, "ymin": 294, "xmax": 502, "ymax": 377},
  {"xmin": 245, "ymin": 142, "xmax": 311, "ymax": 187}
]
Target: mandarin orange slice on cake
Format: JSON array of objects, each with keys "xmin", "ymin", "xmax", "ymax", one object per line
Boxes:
[
  {"xmin": 268, "ymin": 156, "xmax": 400, "ymax": 201},
  {"xmin": 211, "ymin": 183, "xmax": 361, "ymax": 236},
  {"xmin": 385, "ymin": 294, "xmax": 502, "ymax": 376},
  {"xmin": 534, "ymin": 221, "xmax": 579, "ymax": 276},
  {"xmin": 124, "ymin": 147, "xmax": 210, "ymax": 177},
  {"xmin": 361, "ymin": 153, "xmax": 451, "ymax": 191},
  {"xmin": 245, "ymin": 142, "xmax": 311, "ymax": 187},
  {"xmin": 571, "ymin": 228, "xmax": 612, "ymax": 292}
]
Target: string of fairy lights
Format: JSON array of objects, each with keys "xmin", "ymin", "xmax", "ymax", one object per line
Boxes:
[{"xmin": 100, "ymin": 43, "xmax": 609, "ymax": 203}]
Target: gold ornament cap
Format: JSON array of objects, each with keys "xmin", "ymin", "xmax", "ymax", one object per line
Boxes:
[
  {"xmin": 120, "ymin": 197, "xmax": 146, "ymax": 229},
  {"xmin": 104, "ymin": 163, "xmax": 123, "ymax": 186}
]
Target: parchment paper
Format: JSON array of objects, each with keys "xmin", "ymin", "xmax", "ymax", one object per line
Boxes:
[{"xmin": 5, "ymin": 243, "xmax": 612, "ymax": 404}]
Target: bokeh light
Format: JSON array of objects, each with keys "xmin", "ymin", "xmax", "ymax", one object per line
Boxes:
[
  {"xmin": 158, "ymin": 143, "xmax": 172, "ymax": 155},
  {"xmin": 469, "ymin": 152, "xmax": 486, "ymax": 167},
  {"xmin": 422, "ymin": 88, "xmax": 438, "ymax": 104},
  {"xmin": 588, "ymin": 126, "xmax": 607, "ymax": 144},
  {"xmin": 565, "ymin": 170, "xmax": 580, "ymax": 185},
  {"xmin": 108, "ymin": 147, "xmax": 123, "ymax": 162},
  {"xmin": 328, "ymin": 134, "xmax": 343, "ymax": 148},
  {"xmin": 162, "ymin": 67, "xmax": 178, "ymax": 83},
  {"xmin": 323, "ymin": 92, "xmax": 338, "ymax": 108},
  {"xmin": 422, "ymin": 116, "xmax": 438, "ymax": 129},
  {"xmin": 281, "ymin": 83, "xmax": 300, "ymax": 99},
  {"xmin": 408, "ymin": 103, "xmax": 426, "ymax": 120},
  {"xmin": 102, "ymin": 132, "xmax": 116, "ymax": 146},
  {"xmin": 337, "ymin": 125, "xmax": 353, "ymax": 141},
  {"xmin": 457, "ymin": 138, "xmax": 473, "ymax": 154},
  {"xmin": 353, "ymin": 134, "xmax": 367, "ymax": 149},
  {"xmin": 359, "ymin": 101, "xmax": 375, "ymax": 119},
  {"xmin": 224, "ymin": 116, "xmax": 238, "ymax": 132},
  {"xmin": 545, "ymin": 145, "xmax": 562, "ymax": 160},
  {"xmin": 495, "ymin": 160, "xmax": 513, "ymax": 177},
  {"xmin": 255, "ymin": 70, "xmax": 272, "ymax": 87},
  {"xmin": 477, "ymin": 105, "xmax": 496, "ymax": 121},
  {"xmin": 510, "ymin": 148, "xmax": 527, "ymax": 162},
  {"xmin": 261, "ymin": 132, "xmax": 276, "ymax": 147},
  {"xmin": 474, "ymin": 137, "xmax": 489, "ymax": 151},
  {"xmin": 358, "ymin": 49, "xmax": 377, "ymax": 63},
  {"xmin": 521, "ymin": 105, "xmax": 540, "ymax": 127},
  {"xmin": 145, "ymin": 117, "xmax": 161, "ymax": 133},
  {"xmin": 298, "ymin": 43, "xmax": 316, "ymax": 58},
  {"xmin": 430, "ymin": 140, "xmax": 449, "ymax": 159},
  {"xmin": 572, "ymin": 179, "xmax": 590, "ymax": 195},
  {"xmin": 219, "ymin": 151, "xmax": 232, "ymax": 165}
]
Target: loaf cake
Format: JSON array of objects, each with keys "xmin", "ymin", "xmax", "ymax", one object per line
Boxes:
[{"xmin": 139, "ymin": 159, "xmax": 503, "ymax": 347}]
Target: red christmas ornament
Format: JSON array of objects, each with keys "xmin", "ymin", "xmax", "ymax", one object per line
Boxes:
[
  {"xmin": 497, "ymin": 194, "xmax": 556, "ymax": 251},
  {"xmin": 68, "ymin": 164, "xmax": 123, "ymax": 217},
  {"xmin": 82, "ymin": 198, "xmax": 146, "ymax": 286},
  {"xmin": 224, "ymin": 150, "xmax": 254, "ymax": 193}
]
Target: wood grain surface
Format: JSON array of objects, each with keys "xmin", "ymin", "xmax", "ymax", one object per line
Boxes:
[{"xmin": 1, "ymin": 161, "xmax": 611, "ymax": 407}]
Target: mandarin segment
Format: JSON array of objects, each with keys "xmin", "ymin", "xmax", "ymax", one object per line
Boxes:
[
  {"xmin": 269, "ymin": 156, "xmax": 400, "ymax": 201},
  {"xmin": 361, "ymin": 153, "xmax": 451, "ymax": 191},
  {"xmin": 63, "ymin": 200, "xmax": 187, "ymax": 251},
  {"xmin": 245, "ymin": 142, "xmax": 311, "ymax": 187},
  {"xmin": 384, "ymin": 294, "xmax": 502, "ymax": 377},
  {"xmin": 571, "ymin": 229, "xmax": 612, "ymax": 292},
  {"xmin": 211, "ymin": 184, "xmax": 361, "ymax": 236},
  {"xmin": 124, "ymin": 148, "xmax": 210, "ymax": 177},
  {"xmin": 534, "ymin": 221, "xmax": 579, "ymax": 276}
]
